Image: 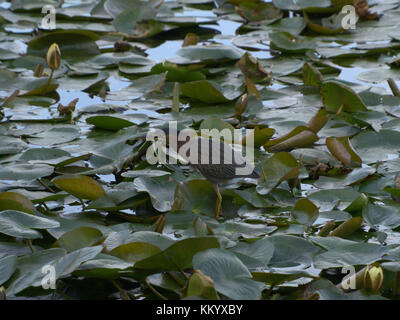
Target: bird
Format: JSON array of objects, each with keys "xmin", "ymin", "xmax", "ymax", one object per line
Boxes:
[{"xmin": 149, "ymin": 128, "xmax": 259, "ymax": 218}]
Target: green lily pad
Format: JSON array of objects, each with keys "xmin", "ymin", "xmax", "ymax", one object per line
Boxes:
[
  {"xmin": 28, "ymin": 30, "xmax": 100, "ymax": 58},
  {"xmin": 193, "ymin": 248, "xmax": 264, "ymax": 300},
  {"xmin": 321, "ymin": 81, "xmax": 367, "ymax": 113},
  {"xmin": 180, "ymin": 80, "xmax": 243, "ymax": 103},
  {"xmin": 86, "ymin": 115, "xmax": 136, "ymax": 131},
  {"xmin": 110, "ymin": 242, "xmax": 162, "ymax": 263},
  {"xmin": 292, "ymin": 198, "xmax": 319, "ymax": 226},
  {"xmin": 134, "ymin": 236, "xmax": 220, "ymax": 271},
  {"xmin": 0, "ymin": 210, "xmax": 60, "ymax": 239},
  {"xmin": 52, "ymin": 175, "xmax": 106, "ymax": 200},
  {"xmin": 0, "ymin": 255, "xmax": 17, "ymax": 286},
  {"xmin": 133, "ymin": 177, "xmax": 178, "ymax": 212},
  {"xmin": 257, "ymin": 152, "xmax": 300, "ymax": 194},
  {"xmin": 0, "ymin": 192, "xmax": 36, "ymax": 214},
  {"xmin": 177, "ymin": 44, "xmax": 242, "ymax": 62},
  {"xmin": 53, "ymin": 227, "xmax": 104, "ymax": 252}
]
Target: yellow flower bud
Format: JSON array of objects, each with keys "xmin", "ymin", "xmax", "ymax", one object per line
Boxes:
[
  {"xmin": 363, "ymin": 264, "xmax": 384, "ymax": 291},
  {"xmin": 46, "ymin": 43, "xmax": 61, "ymax": 71}
]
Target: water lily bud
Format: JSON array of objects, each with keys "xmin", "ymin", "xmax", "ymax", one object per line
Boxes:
[
  {"xmin": 46, "ymin": 43, "xmax": 61, "ymax": 71},
  {"xmin": 235, "ymin": 93, "xmax": 248, "ymax": 117},
  {"xmin": 363, "ymin": 264, "xmax": 384, "ymax": 291},
  {"xmin": 185, "ymin": 270, "xmax": 219, "ymax": 300}
]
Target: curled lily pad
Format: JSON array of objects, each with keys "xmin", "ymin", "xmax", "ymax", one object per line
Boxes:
[
  {"xmin": 307, "ymin": 108, "xmax": 328, "ymax": 133},
  {"xmin": 303, "ymin": 11, "xmax": 345, "ymax": 35},
  {"xmin": 326, "ymin": 136, "xmax": 362, "ymax": 167},
  {"xmin": 328, "ymin": 217, "xmax": 363, "ymax": 238},
  {"xmin": 265, "ymin": 126, "xmax": 319, "ymax": 152},
  {"xmin": 236, "ymin": 52, "xmax": 273, "ymax": 84}
]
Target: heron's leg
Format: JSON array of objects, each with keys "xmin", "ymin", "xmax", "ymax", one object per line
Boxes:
[{"xmin": 212, "ymin": 183, "xmax": 223, "ymax": 218}]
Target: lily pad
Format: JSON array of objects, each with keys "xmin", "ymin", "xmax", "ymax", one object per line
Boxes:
[{"xmin": 52, "ymin": 175, "xmax": 106, "ymax": 200}]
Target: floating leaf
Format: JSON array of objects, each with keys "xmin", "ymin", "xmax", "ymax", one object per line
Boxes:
[
  {"xmin": 265, "ymin": 126, "xmax": 318, "ymax": 152},
  {"xmin": 235, "ymin": 2, "xmax": 282, "ymax": 23},
  {"xmin": 269, "ymin": 31, "xmax": 317, "ymax": 53},
  {"xmin": 0, "ymin": 192, "xmax": 36, "ymax": 214},
  {"xmin": 180, "ymin": 80, "xmax": 243, "ymax": 104},
  {"xmin": 326, "ymin": 136, "xmax": 362, "ymax": 167},
  {"xmin": 28, "ymin": 30, "xmax": 100, "ymax": 58},
  {"xmin": 134, "ymin": 237, "xmax": 220, "ymax": 271},
  {"xmin": 328, "ymin": 217, "xmax": 363, "ymax": 238},
  {"xmin": 307, "ymin": 108, "xmax": 328, "ymax": 133},
  {"xmin": 0, "ymin": 163, "xmax": 54, "ymax": 181},
  {"xmin": 133, "ymin": 177, "xmax": 178, "ymax": 212},
  {"xmin": 257, "ymin": 152, "xmax": 300, "ymax": 194},
  {"xmin": 303, "ymin": 11, "xmax": 344, "ymax": 35},
  {"xmin": 302, "ymin": 62, "xmax": 323, "ymax": 87},
  {"xmin": 0, "ymin": 255, "xmax": 17, "ymax": 286},
  {"xmin": 292, "ymin": 198, "xmax": 319, "ymax": 226},
  {"xmin": 110, "ymin": 242, "xmax": 162, "ymax": 263},
  {"xmin": 52, "ymin": 175, "xmax": 105, "ymax": 200},
  {"xmin": 310, "ymin": 236, "xmax": 386, "ymax": 269},
  {"xmin": 193, "ymin": 248, "xmax": 264, "ymax": 300},
  {"xmin": 321, "ymin": 81, "xmax": 367, "ymax": 113},
  {"xmin": 176, "ymin": 45, "xmax": 242, "ymax": 62},
  {"xmin": 53, "ymin": 227, "xmax": 103, "ymax": 252},
  {"xmin": 86, "ymin": 115, "xmax": 135, "ymax": 131},
  {"xmin": 272, "ymin": 0, "xmax": 332, "ymax": 11},
  {"xmin": 0, "ymin": 210, "xmax": 59, "ymax": 239}
]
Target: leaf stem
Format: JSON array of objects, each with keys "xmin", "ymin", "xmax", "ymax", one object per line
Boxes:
[
  {"xmin": 46, "ymin": 69, "xmax": 55, "ymax": 92},
  {"xmin": 27, "ymin": 239, "xmax": 35, "ymax": 253},
  {"xmin": 394, "ymin": 272, "xmax": 399, "ymax": 297},
  {"xmin": 37, "ymin": 178, "xmax": 56, "ymax": 193},
  {"xmin": 166, "ymin": 271, "xmax": 185, "ymax": 287},
  {"xmin": 145, "ymin": 280, "xmax": 168, "ymax": 300},
  {"xmin": 111, "ymin": 280, "xmax": 131, "ymax": 300}
]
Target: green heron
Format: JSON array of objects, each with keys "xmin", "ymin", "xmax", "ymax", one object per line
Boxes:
[{"xmin": 150, "ymin": 128, "xmax": 259, "ymax": 218}]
